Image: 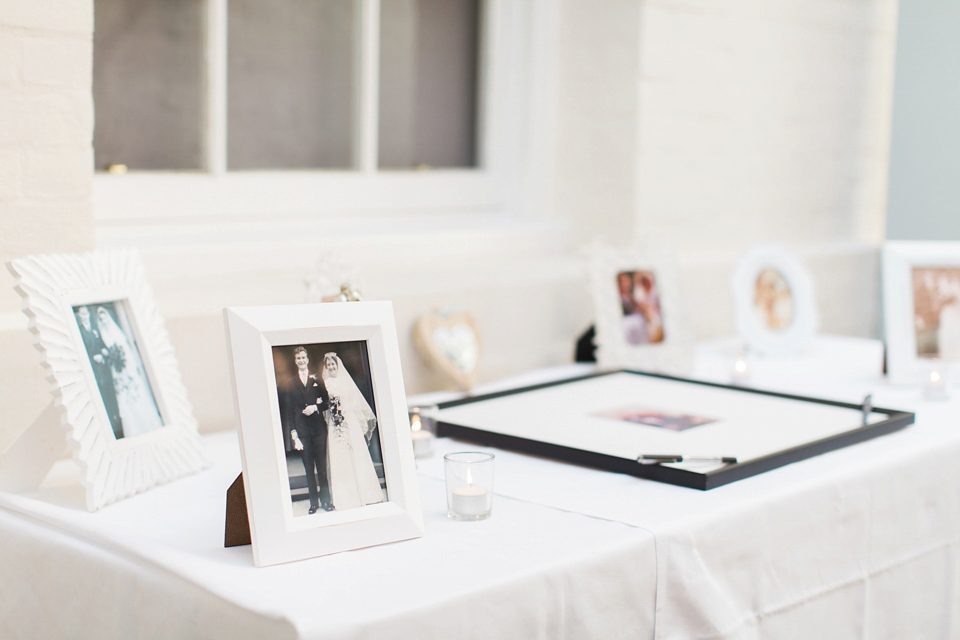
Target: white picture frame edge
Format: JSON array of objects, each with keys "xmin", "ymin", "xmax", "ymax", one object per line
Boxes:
[
  {"xmin": 588, "ymin": 244, "xmax": 692, "ymax": 375},
  {"xmin": 6, "ymin": 249, "xmax": 209, "ymax": 511},
  {"xmin": 731, "ymin": 244, "xmax": 818, "ymax": 357},
  {"xmin": 882, "ymin": 240, "xmax": 960, "ymax": 385},
  {"xmin": 223, "ymin": 301, "xmax": 424, "ymax": 567}
]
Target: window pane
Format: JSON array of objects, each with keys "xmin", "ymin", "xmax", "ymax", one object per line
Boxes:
[
  {"xmin": 93, "ymin": 0, "xmax": 204, "ymax": 171},
  {"xmin": 379, "ymin": 0, "xmax": 480, "ymax": 169},
  {"xmin": 228, "ymin": 0, "xmax": 356, "ymax": 170}
]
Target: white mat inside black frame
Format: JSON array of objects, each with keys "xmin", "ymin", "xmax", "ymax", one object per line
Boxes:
[{"xmin": 436, "ymin": 371, "xmax": 914, "ymax": 490}]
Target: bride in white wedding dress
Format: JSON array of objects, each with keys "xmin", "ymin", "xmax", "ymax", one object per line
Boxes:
[
  {"xmin": 321, "ymin": 352, "xmax": 385, "ymax": 510},
  {"xmin": 96, "ymin": 306, "xmax": 164, "ymax": 438}
]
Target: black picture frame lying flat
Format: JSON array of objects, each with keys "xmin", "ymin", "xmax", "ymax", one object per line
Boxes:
[{"xmin": 435, "ymin": 370, "xmax": 915, "ymax": 490}]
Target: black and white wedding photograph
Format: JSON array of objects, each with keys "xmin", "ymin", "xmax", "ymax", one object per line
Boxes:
[
  {"xmin": 73, "ymin": 300, "xmax": 165, "ymax": 440},
  {"xmin": 272, "ymin": 341, "xmax": 387, "ymax": 517}
]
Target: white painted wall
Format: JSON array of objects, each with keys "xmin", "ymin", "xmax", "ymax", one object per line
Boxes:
[
  {"xmin": 554, "ymin": 0, "xmax": 896, "ymax": 340},
  {"xmin": 0, "ymin": 1, "xmax": 95, "ymax": 452},
  {"xmin": 638, "ymin": 0, "xmax": 897, "ymax": 341},
  {"xmin": 0, "ymin": 0, "xmax": 898, "ymax": 451}
]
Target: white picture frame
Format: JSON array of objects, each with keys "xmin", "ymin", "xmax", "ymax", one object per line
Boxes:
[
  {"xmin": 731, "ymin": 245, "xmax": 818, "ymax": 357},
  {"xmin": 588, "ymin": 245, "xmax": 691, "ymax": 374},
  {"xmin": 223, "ymin": 302, "xmax": 423, "ymax": 566},
  {"xmin": 882, "ymin": 241, "xmax": 960, "ymax": 385},
  {"xmin": 6, "ymin": 250, "xmax": 209, "ymax": 511}
]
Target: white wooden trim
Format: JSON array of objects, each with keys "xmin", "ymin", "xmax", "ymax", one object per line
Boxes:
[
  {"xmin": 92, "ymin": 1, "xmax": 556, "ymax": 232},
  {"xmin": 356, "ymin": 0, "xmax": 380, "ymax": 173},
  {"xmin": 93, "ymin": 170, "xmax": 505, "ymax": 222},
  {"xmin": 517, "ymin": 0, "xmax": 560, "ymax": 218},
  {"xmin": 204, "ymin": 0, "xmax": 228, "ymax": 174}
]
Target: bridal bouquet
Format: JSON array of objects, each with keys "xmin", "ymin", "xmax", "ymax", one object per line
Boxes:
[
  {"xmin": 328, "ymin": 396, "xmax": 345, "ymax": 426},
  {"xmin": 106, "ymin": 344, "xmax": 126, "ymax": 373}
]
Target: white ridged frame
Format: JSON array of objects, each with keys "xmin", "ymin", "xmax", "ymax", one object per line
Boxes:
[
  {"xmin": 588, "ymin": 244, "xmax": 692, "ymax": 375},
  {"xmin": 7, "ymin": 250, "xmax": 209, "ymax": 511}
]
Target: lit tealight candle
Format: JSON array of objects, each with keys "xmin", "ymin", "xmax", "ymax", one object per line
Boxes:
[
  {"xmin": 731, "ymin": 348, "xmax": 751, "ymax": 385},
  {"xmin": 451, "ymin": 484, "xmax": 489, "ymax": 517},
  {"xmin": 924, "ymin": 360, "xmax": 949, "ymax": 401},
  {"xmin": 410, "ymin": 412, "xmax": 435, "ymax": 458},
  {"xmin": 732, "ymin": 357, "xmax": 748, "ymax": 381}
]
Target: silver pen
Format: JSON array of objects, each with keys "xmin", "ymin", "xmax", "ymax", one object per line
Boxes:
[{"xmin": 636, "ymin": 454, "xmax": 738, "ymax": 465}]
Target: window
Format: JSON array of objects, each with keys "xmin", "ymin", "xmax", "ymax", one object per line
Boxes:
[{"xmin": 91, "ymin": 0, "xmax": 535, "ymax": 225}]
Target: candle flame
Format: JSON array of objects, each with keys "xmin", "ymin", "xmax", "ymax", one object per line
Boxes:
[
  {"xmin": 410, "ymin": 413, "xmax": 421, "ymax": 432},
  {"xmin": 466, "ymin": 467, "xmax": 473, "ymax": 486},
  {"xmin": 734, "ymin": 358, "xmax": 747, "ymax": 373},
  {"xmin": 931, "ymin": 370, "xmax": 941, "ymax": 383}
]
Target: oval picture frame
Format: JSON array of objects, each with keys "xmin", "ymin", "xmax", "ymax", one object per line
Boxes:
[{"xmin": 732, "ymin": 245, "xmax": 818, "ymax": 357}]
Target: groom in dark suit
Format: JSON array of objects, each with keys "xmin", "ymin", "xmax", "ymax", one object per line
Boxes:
[
  {"xmin": 284, "ymin": 346, "xmax": 333, "ymax": 514},
  {"xmin": 76, "ymin": 305, "xmax": 123, "ymax": 439}
]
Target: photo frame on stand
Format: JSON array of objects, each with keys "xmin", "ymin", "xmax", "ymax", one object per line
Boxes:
[
  {"xmin": 4, "ymin": 250, "xmax": 209, "ymax": 511},
  {"xmin": 883, "ymin": 241, "xmax": 960, "ymax": 385},
  {"xmin": 588, "ymin": 244, "xmax": 691, "ymax": 374},
  {"xmin": 224, "ymin": 302, "xmax": 423, "ymax": 566},
  {"xmin": 732, "ymin": 245, "xmax": 818, "ymax": 357}
]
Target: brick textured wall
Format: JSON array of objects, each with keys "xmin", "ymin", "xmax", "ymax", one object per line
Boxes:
[
  {"xmin": 554, "ymin": 0, "xmax": 896, "ymax": 340},
  {"xmin": 0, "ymin": 0, "xmax": 899, "ymax": 445},
  {"xmin": 0, "ymin": 1, "xmax": 95, "ymax": 450}
]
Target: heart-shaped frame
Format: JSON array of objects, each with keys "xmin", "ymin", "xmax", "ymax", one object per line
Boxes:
[{"xmin": 413, "ymin": 311, "xmax": 482, "ymax": 390}]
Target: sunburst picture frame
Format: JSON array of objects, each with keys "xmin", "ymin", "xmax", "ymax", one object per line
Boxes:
[{"xmin": 7, "ymin": 250, "xmax": 209, "ymax": 511}]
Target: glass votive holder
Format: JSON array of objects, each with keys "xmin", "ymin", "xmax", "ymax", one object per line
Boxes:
[
  {"xmin": 408, "ymin": 405, "xmax": 438, "ymax": 458},
  {"xmin": 921, "ymin": 357, "xmax": 950, "ymax": 401},
  {"xmin": 444, "ymin": 452, "xmax": 494, "ymax": 521}
]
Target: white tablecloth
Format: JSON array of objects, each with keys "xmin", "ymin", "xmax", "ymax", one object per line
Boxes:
[
  {"xmin": 2, "ymin": 336, "xmax": 959, "ymax": 639},
  {"xmin": 0, "ymin": 431, "xmax": 657, "ymax": 639}
]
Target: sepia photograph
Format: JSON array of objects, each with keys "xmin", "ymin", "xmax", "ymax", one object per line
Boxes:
[
  {"xmin": 912, "ymin": 267, "xmax": 960, "ymax": 359},
  {"xmin": 615, "ymin": 269, "xmax": 665, "ymax": 346},
  {"xmin": 593, "ymin": 405, "xmax": 717, "ymax": 431},
  {"xmin": 272, "ymin": 340, "xmax": 387, "ymax": 517},
  {"xmin": 753, "ymin": 268, "xmax": 794, "ymax": 331},
  {"xmin": 73, "ymin": 300, "xmax": 164, "ymax": 440}
]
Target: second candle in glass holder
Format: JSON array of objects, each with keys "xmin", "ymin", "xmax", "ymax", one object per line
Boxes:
[{"xmin": 444, "ymin": 452, "xmax": 495, "ymax": 520}]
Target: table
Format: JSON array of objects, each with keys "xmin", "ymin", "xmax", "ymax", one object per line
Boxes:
[{"xmin": 2, "ymin": 336, "xmax": 959, "ymax": 639}]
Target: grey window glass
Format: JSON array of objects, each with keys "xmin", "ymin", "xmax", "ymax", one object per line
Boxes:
[
  {"xmin": 227, "ymin": 0, "xmax": 357, "ymax": 170},
  {"xmin": 379, "ymin": 0, "xmax": 480, "ymax": 169},
  {"xmin": 93, "ymin": 0, "xmax": 204, "ymax": 171}
]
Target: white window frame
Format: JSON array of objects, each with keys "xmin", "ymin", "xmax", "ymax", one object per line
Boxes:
[{"xmin": 92, "ymin": 0, "xmax": 547, "ymax": 227}]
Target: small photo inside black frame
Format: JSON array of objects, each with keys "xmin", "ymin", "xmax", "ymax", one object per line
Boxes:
[
  {"xmin": 271, "ymin": 340, "xmax": 387, "ymax": 517},
  {"xmin": 72, "ymin": 300, "xmax": 164, "ymax": 440}
]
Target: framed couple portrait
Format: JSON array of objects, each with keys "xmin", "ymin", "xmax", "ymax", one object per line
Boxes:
[
  {"xmin": 7, "ymin": 250, "xmax": 208, "ymax": 511},
  {"xmin": 883, "ymin": 241, "xmax": 960, "ymax": 385},
  {"xmin": 224, "ymin": 302, "xmax": 423, "ymax": 566},
  {"xmin": 588, "ymin": 244, "xmax": 691, "ymax": 374}
]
